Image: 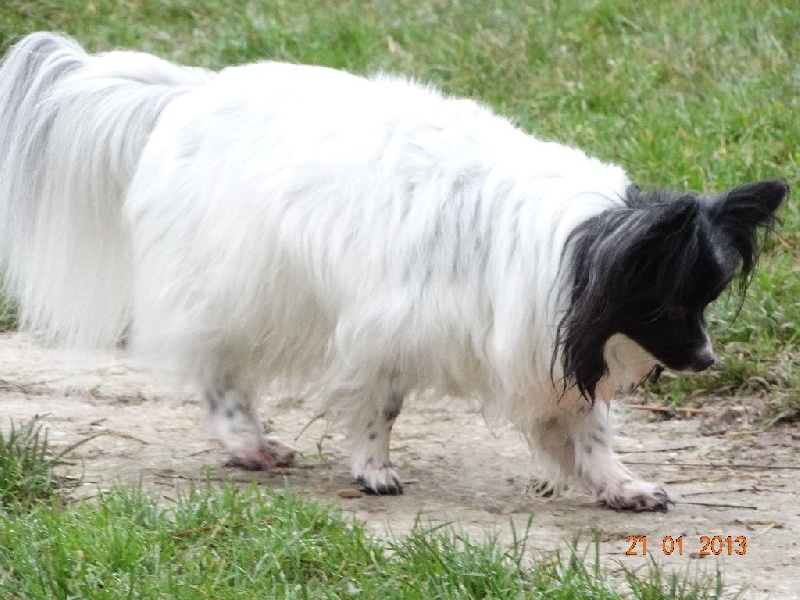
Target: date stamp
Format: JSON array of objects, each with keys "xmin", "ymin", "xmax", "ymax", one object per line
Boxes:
[{"xmin": 626, "ymin": 535, "xmax": 747, "ymax": 556}]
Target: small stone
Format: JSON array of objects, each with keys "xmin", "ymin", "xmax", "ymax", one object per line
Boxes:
[{"xmin": 337, "ymin": 488, "xmax": 364, "ymax": 499}]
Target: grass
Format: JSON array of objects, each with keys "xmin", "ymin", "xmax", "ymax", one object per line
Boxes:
[
  {"xmin": 0, "ymin": 420, "xmax": 724, "ymax": 599},
  {"xmin": 0, "ymin": 485, "xmax": 726, "ymax": 599},
  {"xmin": 1, "ymin": 0, "xmax": 798, "ymax": 409},
  {"xmin": 0, "ymin": 419, "xmax": 80, "ymax": 509},
  {"xmin": 0, "ymin": 292, "xmax": 16, "ymax": 333}
]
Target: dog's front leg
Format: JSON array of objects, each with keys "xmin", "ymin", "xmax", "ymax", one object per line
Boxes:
[
  {"xmin": 349, "ymin": 389, "xmax": 405, "ymax": 495},
  {"xmin": 572, "ymin": 408, "xmax": 670, "ymax": 511},
  {"xmin": 204, "ymin": 385, "xmax": 296, "ymax": 470}
]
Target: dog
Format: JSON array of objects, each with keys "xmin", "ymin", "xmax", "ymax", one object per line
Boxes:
[{"xmin": 0, "ymin": 32, "xmax": 787, "ymax": 510}]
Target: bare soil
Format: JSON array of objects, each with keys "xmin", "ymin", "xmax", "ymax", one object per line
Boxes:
[{"xmin": 1, "ymin": 332, "xmax": 798, "ymax": 598}]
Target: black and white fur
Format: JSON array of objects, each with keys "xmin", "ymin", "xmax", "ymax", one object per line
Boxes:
[{"xmin": 0, "ymin": 33, "xmax": 787, "ymax": 509}]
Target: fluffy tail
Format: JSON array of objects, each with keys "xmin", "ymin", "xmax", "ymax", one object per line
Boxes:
[{"xmin": 0, "ymin": 32, "xmax": 213, "ymax": 347}]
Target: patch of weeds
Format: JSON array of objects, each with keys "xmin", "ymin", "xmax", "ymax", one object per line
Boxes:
[
  {"xmin": 0, "ymin": 292, "xmax": 16, "ymax": 332},
  {"xmin": 0, "ymin": 418, "xmax": 81, "ymax": 510}
]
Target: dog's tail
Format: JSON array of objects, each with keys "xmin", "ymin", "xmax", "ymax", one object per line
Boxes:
[{"xmin": 0, "ymin": 32, "xmax": 213, "ymax": 347}]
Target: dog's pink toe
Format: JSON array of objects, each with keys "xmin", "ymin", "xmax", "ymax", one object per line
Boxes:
[{"xmin": 225, "ymin": 439, "xmax": 296, "ymax": 471}]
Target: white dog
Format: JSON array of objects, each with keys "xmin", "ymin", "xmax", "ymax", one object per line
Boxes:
[{"xmin": 0, "ymin": 33, "xmax": 785, "ymax": 509}]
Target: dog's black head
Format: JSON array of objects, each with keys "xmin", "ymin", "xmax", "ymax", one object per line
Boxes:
[{"xmin": 556, "ymin": 178, "xmax": 788, "ymax": 401}]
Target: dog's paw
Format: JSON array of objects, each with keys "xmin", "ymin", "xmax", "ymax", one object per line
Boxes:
[
  {"xmin": 527, "ymin": 478, "xmax": 565, "ymax": 499},
  {"xmin": 224, "ymin": 438, "xmax": 297, "ymax": 471},
  {"xmin": 600, "ymin": 480, "xmax": 670, "ymax": 511},
  {"xmin": 354, "ymin": 461, "xmax": 403, "ymax": 495}
]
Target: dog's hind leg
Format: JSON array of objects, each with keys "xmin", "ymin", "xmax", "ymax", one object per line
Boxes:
[
  {"xmin": 349, "ymin": 387, "xmax": 405, "ymax": 495},
  {"xmin": 204, "ymin": 384, "xmax": 296, "ymax": 471}
]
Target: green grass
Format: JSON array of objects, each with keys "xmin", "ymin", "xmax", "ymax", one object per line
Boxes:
[
  {"xmin": 0, "ymin": 419, "xmax": 80, "ymax": 509},
  {"xmin": 0, "ymin": 484, "xmax": 725, "ymax": 599},
  {"xmin": 0, "ymin": 292, "xmax": 17, "ymax": 332},
  {"xmin": 1, "ymin": 0, "xmax": 798, "ymax": 409},
  {"xmin": 0, "ymin": 423, "xmax": 723, "ymax": 599}
]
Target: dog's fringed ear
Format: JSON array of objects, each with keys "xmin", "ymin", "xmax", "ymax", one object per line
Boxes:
[
  {"xmin": 556, "ymin": 199, "xmax": 701, "ymax": 402},
  {"xmin": 710, "ymin": 178, "xmax": 788, "ymax": 281}
]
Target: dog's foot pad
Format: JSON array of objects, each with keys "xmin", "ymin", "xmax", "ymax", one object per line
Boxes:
[{"xmin": 224, "ymin": 439, "xmax": 297, "ymax": 471}]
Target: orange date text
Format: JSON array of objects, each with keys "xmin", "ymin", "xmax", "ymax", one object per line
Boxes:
[{"xmin": 625, "ymin": 535, "xmax": 747, "ymax": 556}]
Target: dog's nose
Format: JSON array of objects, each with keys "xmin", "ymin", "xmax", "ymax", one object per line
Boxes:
[{"xmin": 691, "ymin": 351, "xmax": 715, "ymax": 372}]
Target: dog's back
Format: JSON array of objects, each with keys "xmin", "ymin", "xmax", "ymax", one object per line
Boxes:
[{"xmin": 124, "ymin": 59, "xmax": 630, "ymax": 403}]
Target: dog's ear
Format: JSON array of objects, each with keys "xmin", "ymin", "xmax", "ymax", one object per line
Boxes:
[
  {"xmin": 710, "ymin": 179, "xmax": 788, "ymax": 278},
  {"xmin": 557, "ymin": 199, "xmax": 700, "ymax": 401}
]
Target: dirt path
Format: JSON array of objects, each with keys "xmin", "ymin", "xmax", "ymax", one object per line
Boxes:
[{"xmin": 1, "ymin": 332, "xmax": 797, "ymax": 598}]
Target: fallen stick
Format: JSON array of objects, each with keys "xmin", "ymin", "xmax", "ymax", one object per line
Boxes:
[
  {"xmin": 618, "ymin": 445, "xmax": 697, "ymax": 454},
  {"xmin": 624, "ymin": 460, "xmax": 800, "ymax": 470},
  {"xmin": 680, "ymin": 487, "xmax": 757, "ymax": 497},
  {"xmin": 675, "ymin": 500, "xmax": 758, "ymax": 510},
  {"xmin": 623, "ymin": 404, "xmax": 707, "ymax": 415}
]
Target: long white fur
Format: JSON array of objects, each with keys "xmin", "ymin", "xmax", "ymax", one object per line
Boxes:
[
  {"xmin": 0, "ymin": 33, "xmax": 213, "ymax": 348},
  {"xmin": 0, "ymin": 33, "xmax": 659, "ymax": 502}
]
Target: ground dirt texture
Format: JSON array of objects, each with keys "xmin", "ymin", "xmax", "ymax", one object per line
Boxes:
[{"xmin": 1, "ymin": 332, "xmax": 798, "ymax": 598}]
